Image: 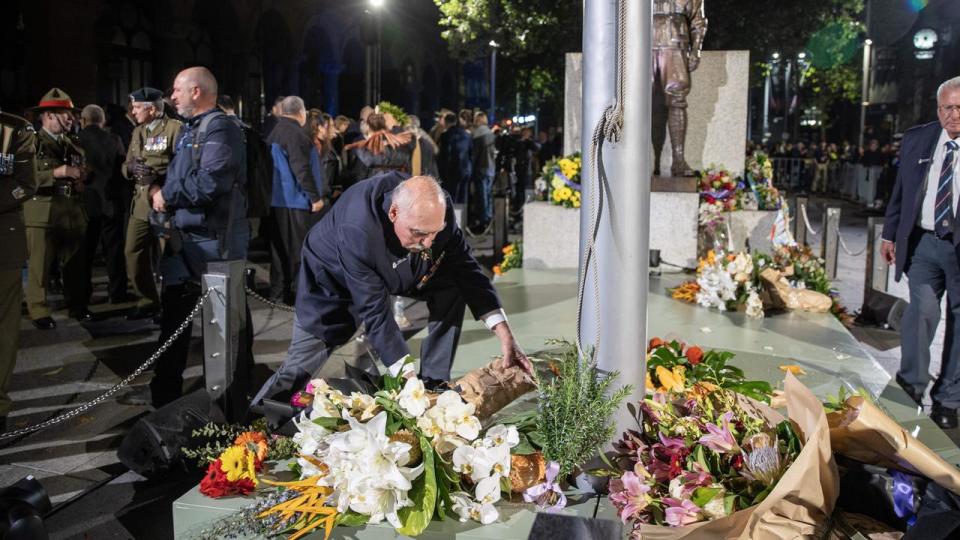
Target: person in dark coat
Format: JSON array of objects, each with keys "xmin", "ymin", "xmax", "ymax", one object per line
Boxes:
[
  {"xmin": 437, "ymin": 112, "xmax": 472, "ymax": 204},
  {"xmin": 882, "ymin": 76, "xmax": 960, "ymax": 429},
  {"xmin": 78, "ymin": 104, "xmax": 129, "ymax": 306},
  {"xmin": 340, "ymin": 113, "xmax": 414, "ymax": 189},
  {"xmin": 250, "ymin": 173, "xmax": 532, "ymax": 406},
  {"xmin": 265, "ymin": 96, "xmax": 326, "ymax": 305}
]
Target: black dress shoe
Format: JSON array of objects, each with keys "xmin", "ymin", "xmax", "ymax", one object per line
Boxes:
[
  {"xmin": 931, "ymin": 405, "xmax": 958, "ymax": 430},
  {"xmin": 895, "ymin": 375, "xmax": 923, "ymax": 405},
  {"xmin": 31, "ymin": 317, "xmax": 56, "ymax": 330},
  {"xmin": 69, "ymin": 309, "xmax": 95, "ymax": 322},
  {"xmin": 126, "ymin": 305, "xmax": 159, "ymax": 321},
  {"xmin": 117, "ymin": 387, "xmax": 153, "ymax": 406}
]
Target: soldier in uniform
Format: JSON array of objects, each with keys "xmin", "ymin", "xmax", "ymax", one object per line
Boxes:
[
  {"xmin": 653, "ymin": 0, "xmax": 707, "ymax": 177},
  {"xmin": 0, "ymin": 110, "xmax": 36, "ymax": 430},
  {"xmin": 24, "ymin": 88, "xmax": 93, "ymax": 329},
  {"xmin": 122, "ymin": 87, "xmax": 182, "ymax": 320}
]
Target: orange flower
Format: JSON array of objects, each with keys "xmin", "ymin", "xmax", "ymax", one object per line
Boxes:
[
  {"xmin": 234, "ymin": 431, "xmax": 269, "ymax": 462},
  {"xmin": 647, "ymin": 337, "xmax": 664, "ymax": 352},
  {"xmin": 685, "ymin": 346, "xmax": 704, "ymax": 365},
  {"xmin": 503, "ymin": 245, "xmax": 514, "ymax": 255},
  {"xmin": 493, "ymin": 265, "xmax": 502, "ymax": 275}
]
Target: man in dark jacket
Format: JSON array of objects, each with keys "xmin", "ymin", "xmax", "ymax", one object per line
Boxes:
[
  {"xmin": 882, "ymin": 76, "xmax": 960, "ymax": 428},
  {"xmin": 266, "ymin": 96, "xmax": 326, "ymax": 305},
  {"xmin": 119, "ymin": 67, "xmax": 251, "ymax": 408},
  {"xmin": 78, "ymin": 104, "xmax": 129, "ymax": 306},
  {"xmin": 437, "ymin": 112, "xmax": 471, "ymax": 204},
  {"xmin": 251, "ymin": 173, "xmax": 531, "ymax": 407}
]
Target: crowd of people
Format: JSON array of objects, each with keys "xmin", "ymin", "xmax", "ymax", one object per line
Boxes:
[
  {"xmin": 0, "ymin": 67, "xmax": 552, "ymax": 426},
  {"xmin": 749, "ymin": 137, "xmax": 901, "ymax": 210}
]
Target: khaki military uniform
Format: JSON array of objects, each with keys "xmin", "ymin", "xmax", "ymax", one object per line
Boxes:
[
  {"xmin": 0, "ymin": 113, "xmax": 36, "ymax": 417},
  {"xmin": 24, "ymin": 129, "xmax": 89, "ymax": 319},
  {"xmin": 122, "ymin": 115, "xmax": 182, "ymax": 308}
]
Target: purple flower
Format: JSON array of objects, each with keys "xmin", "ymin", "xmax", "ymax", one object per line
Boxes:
[
  {"xmin": 648, "ymin": 433, "xmax": 690, "ymax": 482},
  {"xmin": 698, "ymin": 411, "xmax": 739, "ymax": 454},
  {"xmin": 608, "ymin": 471, "xmax": 652, "ymax": 522},
  {"xmin": 663, "ymin": 497, "xmax": 702, "ymax": 527},
  {"xmin": 680, "ymin": 464, "xmax": 714, "ymax": 494},
  {"xmin": 523, "ymin": 461, "xmax": 567, "ymax": 512}
]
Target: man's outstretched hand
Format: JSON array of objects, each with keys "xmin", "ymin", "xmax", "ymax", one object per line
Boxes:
[{"xmin": 493, "ymin": 322, "xmax": 533, "ymax": 376}]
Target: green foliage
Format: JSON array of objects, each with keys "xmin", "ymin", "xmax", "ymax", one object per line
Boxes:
[
  {"xmin": 646, "ymin": 340, "xmax": 774, "ymax": 403},
  {"xmin": 533, "ymin": 340, "xmax": 632, "ymax": 478},
  {"xmin": 823, "ymin": 385, "xmax": 874, "ymax": 413},
  {"xmin": 396, "ymin": 436, "xmax": 438, "ymax": 536},
  {"xmin": 376, "ymin": 101, "xmax": 408, "ymax": 126},
  {"xmin": 181, "ymin": 421, "xmax": 297, "ymax": 467}
]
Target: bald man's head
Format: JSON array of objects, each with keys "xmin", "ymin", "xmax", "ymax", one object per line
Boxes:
[
  {"xmin": 171, "ymin": 66, "xmax": 218, "ymax": 118},
  {"xmin": 389, "ymin": 176, "xmax": 447, "ymax": 253}
]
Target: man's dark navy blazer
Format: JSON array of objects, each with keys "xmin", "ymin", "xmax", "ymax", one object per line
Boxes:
[
  {"xmin": 883, "ymin": 121, "xmax": 959, "ymax": 281},
  {"xmin": 295, "ymin": 172, "xmax": 501, "ymax": 366}
]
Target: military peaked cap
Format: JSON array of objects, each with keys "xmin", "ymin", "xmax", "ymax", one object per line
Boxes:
[{"xmin": 31, "ymin": 88, "xmax": 78, "ymax": 112}]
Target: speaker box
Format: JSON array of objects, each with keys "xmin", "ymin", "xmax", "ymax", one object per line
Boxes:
[{"xmin": 118, "ymin": 389, "xmax": 225, "ymax": 477}]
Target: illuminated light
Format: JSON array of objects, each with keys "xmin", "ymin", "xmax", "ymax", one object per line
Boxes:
[
  {"xmin": 798, "ymin": 52, "xmax": 807, "ymax": 59},
  {"xmin": 370, "ymin": 0, "xmax": 385, "ymax": 7},
  {"xmin": 772, "ymin": 52, "xmax": 781, "ymax": 60},
  {"xmin": 489, "ymin": 40, "xmax": 499, "ymax": 48},
  {"xmin": 908, "ymin": 0, "xmax": 929, "ymax": 13},
  {"xmin": 865, "ymin": 38, "xmax": 873, "ymax": 46}
]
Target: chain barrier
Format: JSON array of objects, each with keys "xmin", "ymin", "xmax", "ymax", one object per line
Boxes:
[
  {"xmin": 800, "ymin": 203, "xmax": 821, "ymax": 236},
  {"xmin": 244, "ymin": 286, "xmax": 296, "ymax": 312},
  {"xmin": 0, "ymin": 288, "xmax": 215, "ymax": 442},
  {"xmin": 836, "ymin": 228, "xmax": 877, "ymax": 257}
]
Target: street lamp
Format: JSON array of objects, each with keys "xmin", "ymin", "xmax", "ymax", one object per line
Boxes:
[
  {"xmin": 365, "ymin": 0, "xmax": 385, "ymax": 105},
  {"xmin": 859, "ymin": 37, "xmax": 873, "ymax": 146},
  {"xmin": 489, "ymin": 40, "xmax": 499, "ymax": 126}
]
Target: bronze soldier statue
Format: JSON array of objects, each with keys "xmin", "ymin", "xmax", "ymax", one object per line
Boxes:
[{"xmin": 653, "ymin": 0, "xmax": 707, "ymax": 177}]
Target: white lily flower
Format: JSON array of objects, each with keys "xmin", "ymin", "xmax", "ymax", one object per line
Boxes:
[
  {"xmin": 347, "ymin": 392, "xmax": 379, "ymax": 420},
  {"xmin": 398, "ymin": 377, "xmax": 430, "ymax": 418}
]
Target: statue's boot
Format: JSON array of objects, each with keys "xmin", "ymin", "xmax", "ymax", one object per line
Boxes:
[{"xmin": 668, "ymin": 107, "xmax": 694, "ymax": 177}]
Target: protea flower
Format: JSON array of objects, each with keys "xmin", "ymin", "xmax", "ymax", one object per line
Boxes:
[{"xmin": 740, "ymin": 433, "xmax": 785, "ymax": 486}]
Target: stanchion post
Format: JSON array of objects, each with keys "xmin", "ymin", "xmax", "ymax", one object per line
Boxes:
[
  {"xmin": 822, "ymin": 206, "xmax": 840, "ymax": 280},
  {"xmin": 492, "ymin": 171, "xmax": 510, "ymax": 259},
  {"xmin": 202, "ymin": 260, "xmax": 246, "ymax": 421},
  {"xmin": 794, "ymin": 196, "xmax": 808, "ymax": 247},
  {"xmin": 865, "ymin": 217, "xmax": 888, "ymax": 294}
]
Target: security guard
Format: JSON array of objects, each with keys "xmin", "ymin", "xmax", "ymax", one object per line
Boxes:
[
  {"xmin": 0, "ymin": 110, "xmax": 36, "ymax": 430},
  {"xmin": 122, "ymin": 87, "xmax": 182, "ymax": 320},
  {"xmin": 24, "ymin": 88, "xmax": 93, "ymax": 329}
]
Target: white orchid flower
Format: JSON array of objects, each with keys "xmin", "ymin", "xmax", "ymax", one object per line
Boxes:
[
  {"xmin": 398, "ymin": 377, "xmax": 430, "ymax": 418},
  {"xmin": 475, "ymin": 475, "xmax": 502, "ymax": 506},
  {"xmin": 482, "ymin": 425, "xmax": 520, "ymax": 448},
  {"xmin": 453, "ymin": 445, "xmax": 497, "ymax": 483},
  {"xmin": 347, "ymin": 392, "xmax": 379, "ymax": 420},
  {"xmin": 450, "ymin": 490, "xmax": 499, "ymax": 525},
  {"xmin": 487, "ymin": 444, "xmax": 512, "ymax": 477}
]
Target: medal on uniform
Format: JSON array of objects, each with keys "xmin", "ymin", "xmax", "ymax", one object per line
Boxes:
[{"xmin": 0, "ymin": 153, "xmax": 13, "ymax": 176}]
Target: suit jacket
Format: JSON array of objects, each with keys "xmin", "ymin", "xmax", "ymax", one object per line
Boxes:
[
  {"xmin": 296, "ymin": 171, "xmax": 502, "ymax": 366},
  {"xmin": 882, "ymin": 121, "xmax": 952, "ymax": 281},
  {"xmin": 267, "ymin": 116, "xmax": 323, "ymax": 209},
  {"xmin": 78, "ymin": 125, "xmax": 123, "ymax": 218}
]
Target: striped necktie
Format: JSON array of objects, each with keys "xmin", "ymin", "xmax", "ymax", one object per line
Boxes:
[{"xmin": 935, "ymin": 140, "xmax": 959, "ymax": 238}]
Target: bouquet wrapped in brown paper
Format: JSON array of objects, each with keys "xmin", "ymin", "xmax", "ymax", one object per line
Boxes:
[
  {"xmin": 609, "ymin": 373, "xmax": 838, "ymax": 540},
  {"xmin": 827, "ymin": 394, "xmax": 960, "ymax": 496},
  {"xmin": 760, "ymin": 267, "xmax": 833, "ymax": 313},
  {"xmin": 454, "ymin": 358, "xmax": 535, "ymax": 420}
]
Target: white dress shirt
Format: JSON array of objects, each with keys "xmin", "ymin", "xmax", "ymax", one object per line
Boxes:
[
  {"xmin": 386, "ymin": 308, "xmax": 508, "ymax": 376},
  {"xmin": 919, "ymin": 129, "xmax": 960, "ymax": 231}
]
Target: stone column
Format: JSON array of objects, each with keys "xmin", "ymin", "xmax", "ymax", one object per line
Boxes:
[{"xmin": 321, "ymin": 62, "xmax": 344, "ymax": 116}]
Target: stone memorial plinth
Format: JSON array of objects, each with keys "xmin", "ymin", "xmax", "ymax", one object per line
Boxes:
[
  {"xmin": 523, "ymin": 186, "xmax": 699, "ymax": 271},
  {"xmin": 724, "ymin": 210, "xmax": 779, "ymax": 254}
]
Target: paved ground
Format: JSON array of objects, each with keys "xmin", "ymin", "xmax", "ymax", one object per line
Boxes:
[{"xmin": 0, "ymin": 200, "xmax": 946, "ymax": 538}]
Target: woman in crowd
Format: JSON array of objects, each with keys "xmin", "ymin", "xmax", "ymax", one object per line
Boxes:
[{"xmin": 341, "ymin": 112, "xmax": 414, "ymax": 189}]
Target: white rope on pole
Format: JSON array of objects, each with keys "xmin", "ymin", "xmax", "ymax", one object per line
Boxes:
[{"xmin": 800, "ymin": 203, "xmax": 821, "ymax": 236}]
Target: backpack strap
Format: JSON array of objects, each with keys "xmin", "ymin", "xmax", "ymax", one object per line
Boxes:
[{"xmin": 191, "ymin": 110, "xmax": 225, "ymax": 169}]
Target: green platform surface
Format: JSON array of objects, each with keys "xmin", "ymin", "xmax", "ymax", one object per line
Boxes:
[{"xmin": 173, "ymin": 268, "xmax": 959, "ymax": 538}]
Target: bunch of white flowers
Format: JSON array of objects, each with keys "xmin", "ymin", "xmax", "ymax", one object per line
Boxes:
[
  {"xmin": 415, "ymin": 390, "xmax": 482, "ymax": 453},
  {"xmin": 449, "ymin": 425, "xmax": 520, "ymax": 524},
  {"xmin": 696, "ymin": 261, "xmax": 738, "ymax": 311},
  {"xmin": 726, "ymin": 252, "xmax": 754, "ymax": 284},
  {"xmin": 745, "ymin": 288, "xmax": 765, "ymax": 319}
]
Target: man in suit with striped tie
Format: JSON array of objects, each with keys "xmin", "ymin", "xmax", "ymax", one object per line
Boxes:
[{"xmin": 882, "ymin": 76, "xmax": 960, "ymax": 429}]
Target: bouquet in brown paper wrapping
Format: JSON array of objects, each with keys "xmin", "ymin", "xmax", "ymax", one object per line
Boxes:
[
  {"xmin": 759, "ymin": 267, "xmax": 833, "ymax": 313},
  {"xmin": 454, "ymin": 358, "xmax": 536, "ymax": 420},
  {"xmin": 826, "ymin": 393, "xmax": 960, "ymax": 496},
  {"xmin": 604, "ymin": 372, "xmax": 838, "ymax": 540}
]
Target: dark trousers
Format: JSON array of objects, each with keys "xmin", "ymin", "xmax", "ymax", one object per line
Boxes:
[
  {"xmin": 266, "ymin": 208, "xmax": 317, "ymax": 304},
  {"xmin": 250, "ymin": 280, "xmax": 466, "ymax": 407},
  {"xmin": 899, "ymin": 230, "xmax": 960, "ymax": 408},
  {"xmin": 82, "ymin": 213, "xmax": 129, "ymax": 303},
  {"xmin": 150, "ymin": 283, "xmax": 254, "ymax": 408}
]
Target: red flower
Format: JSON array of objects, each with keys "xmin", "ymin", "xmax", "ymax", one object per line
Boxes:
[
  {"xmin": 648, "ymin": 337, "xmax": 664, "ymax": 352},
  {"xmin": 685, "ymin": 346, "xmax": 704, "ymax": 365},
  {"xmin": 199, "ymin": 458, "xmax": 258, "ymax": 498}
]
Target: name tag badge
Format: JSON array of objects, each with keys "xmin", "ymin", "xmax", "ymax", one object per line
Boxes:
[{"xmin": 0, "ymin": 153, "xmax": 13, "ymax": 176}]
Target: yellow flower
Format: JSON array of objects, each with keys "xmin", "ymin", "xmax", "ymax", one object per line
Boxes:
[
  {"xmin": 551, "ymin": 176, "xmax": 565, "ymax": 189},
  {"xmin": 572, "ymin": 199, "xmax": 581, "ymax": 208},
  {"xmin": 503, "ymin": 245, "xmax": 513, "ymax": 255},
  {"xmin": 779, "ymin": 364, "xmax": 806, "ymax": 376},
  {"xmin": 219, "ymin": 445, "xmax": 258, "ymax": 484},
  {"xmin": 558, "ymin": 187, "xmax": 573, "ymax": 200},
  {"xmin": 645, "ymin": 371, "xmax": 654, "ymax": 392},
  {"xmin": 654, "ymin": 365, "xmax": 686, "ymax": 393},
  {"xmin": 552, "ymin": 190, "xmax": 563, "ymax": 202}
]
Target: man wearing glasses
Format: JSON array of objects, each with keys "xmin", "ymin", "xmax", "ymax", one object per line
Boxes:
[
  {"xmin": 882, "ymin": 76, "xmax": 960, "ymax": 429},
  {"xmin": 251, "ymin": 173, "xmax": 531, "ymax": 409}
]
